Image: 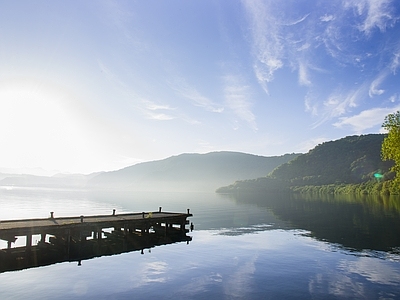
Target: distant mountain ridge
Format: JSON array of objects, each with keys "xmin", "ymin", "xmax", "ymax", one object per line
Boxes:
[
  {"xmin": 0, "ymin": 152, "xmax": 299, "ymax": 191},
  {"xmin": 217, "ymin": 134, "xmax": 394, "ymax": 193},
  {"xmin": 87, "ymin": 151, "xmax": 300, "ymax": 192}
]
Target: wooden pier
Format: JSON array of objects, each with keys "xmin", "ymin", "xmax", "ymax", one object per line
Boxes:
[{"xmin": 0, "ymin": 208, "xmax": 193, "ymax": 273}]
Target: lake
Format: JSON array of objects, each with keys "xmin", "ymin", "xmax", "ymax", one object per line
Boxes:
[{"xmin": 1, "ymin": 187, "xmax": 400, "ymax": 299}]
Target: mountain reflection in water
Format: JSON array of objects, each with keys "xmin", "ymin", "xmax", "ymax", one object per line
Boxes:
[{"xmin": 226, "ymin": 192, "xmax": 400, "ymax": 254}]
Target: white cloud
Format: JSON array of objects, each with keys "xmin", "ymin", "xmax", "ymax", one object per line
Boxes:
[
  {"xmin": 369, "ymin": 72, "xmax": 387, "ymax": 97},
  {"xmin": 98, "ymin": 61, "xmax": 179, "ymax": 121},
  {"xmin": 297, "ymin": 43, "xmax": 311, "ymax": 52},
  {"xmin": 141, "ymin": 99, "xmax": 176, "ymax": 120},
  {"xmin": 144, "ymin": 111, "xmax": 175, "ymax": 121},
  {"xmin": 304, "ymin": 92, "xmax": 319, "ymax": 116},
  {"xmin": 283, "ymin": 13, "xmax": 310, "ymax": 26},
  {"xmin": 344, "ymin": 0, "xmax": 397, "ymax": 35},
  {"xmin": 333, "ymin": 105, "xmax": 400, "ymax": 132},
  {"xmin": 391, "ymin": 49, "xmax": 400, "ymax": 74},
  {"xmin": 298, "ymin": 62, "xmax": 312, "ymax": 86},
  {"xmin": 145, "ymin": 103, "xmax": 175, "ymax": 111},
  {"xmin": 309, "ymin": 85, "xmax": 368, "ymax": 129},
  {"xmin": 389, "ymin": 94, "xmax": 399, "ymax": 103},
  {"xmin": 320, "ymin": 14, "xmax": 336, "ymax": 22},
  {"xmin": 170, "ymin": 79, "xmax": 223, "ymax": 113},
  {"xmin": 320, "ymin": 23, "xmax": 350, "ymax": 62},
  {"xmin": 99, "ymin": 0, "xmax": 146, "ymax": 48},
  {"xmin": 224, "ymin": 75, "xmax": 257, "ymax": 130},
  {"xmin": 243, "ymin": 0, "xmax": 284, "ymax": 94},
  {"xmin": 324, "ymin": 89, "xmax": 359, "ymax": 117}
]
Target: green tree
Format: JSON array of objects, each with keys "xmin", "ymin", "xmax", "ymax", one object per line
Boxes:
[{"xmin": 382, "ymin": 111, "xmax": 400, "ymax": 184}]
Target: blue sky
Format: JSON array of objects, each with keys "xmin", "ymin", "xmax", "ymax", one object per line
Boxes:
[{"xmin": 1, "ymin": 0, "xmax": 400, "ymax": 174}]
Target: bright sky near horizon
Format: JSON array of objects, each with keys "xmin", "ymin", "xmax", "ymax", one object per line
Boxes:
[{"xmin": 1, "ymin": 0, "xmax": 400, "ymax": 175}]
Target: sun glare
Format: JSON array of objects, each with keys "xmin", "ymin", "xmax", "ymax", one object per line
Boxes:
[{"xmin": 0, "ymin": 78, "xmax": 95, "ymax": 172}]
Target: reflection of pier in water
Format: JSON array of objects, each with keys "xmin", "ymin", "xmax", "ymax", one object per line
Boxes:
[{"xmin": 0, "ymin": 208, "xmax": 193, "ymax": 273}]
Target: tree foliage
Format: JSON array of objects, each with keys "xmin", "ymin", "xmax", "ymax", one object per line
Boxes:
[{"xmin": 382, "ymin": 111, "xmax": 400, "ymax": 184}]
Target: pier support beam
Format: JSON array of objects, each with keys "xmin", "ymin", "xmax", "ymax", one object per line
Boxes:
[
  {"xmin": 67, "ymin": 230, "xmax": 71, "ymax": 258},
  {"xmin": 26, "ymin": 234, "xmax": 32, "ymax": 252}
]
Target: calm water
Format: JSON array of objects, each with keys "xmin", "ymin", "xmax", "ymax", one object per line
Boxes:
[{"xmin": 1, "ymin": 187, "xmax": 400, "ymax": 299}]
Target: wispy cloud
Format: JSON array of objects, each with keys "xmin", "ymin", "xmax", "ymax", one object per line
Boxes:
[
  {"xmin": 333, "ymin": 105, "xmax": 400, "ymax": 132},
  {"xmin": 243, "ymin": 0, "xmax": 283, "ymax": 94},
  {"xmin": 344, "ymin": 0, "xmax": 398, "ymax": 35},
  {"xmin": 170, "ymin": 79, "xmax": 223, "ymax": 113},
  {"xmin": 143, "ymin": 111, "xmax": 175, "ymax": 121},
  {"xmin": 141, "ymin": 99, "xmax": 176, "ymax": 121},
  {"xmin": 99, "ymin": 0, "xmax": 146, "ymax": 49},
  {"xmin": 224, "ymin": 75, "xmax": 257, "ymax": 130},
  {"xmin": 298, "ymin": 61, "xmax": 312, "ymax": 86},
  {"xmin": 323, "ymin": 93, "xmax": 357, "ymax": 117},
  {"xmin": 242, "ymin": 0, "xmax": 399, "ymax": 130},
  {"xmin": 369, "ymin": 71, "xmax": 387, "ymax": 97},
  {"xmin": 98, "ymin": 60, "xmax": 176, "ymax": 121},
  {"xmin": 310, "ymin": 85, "xmax": 367, "ymax": 128},
  {"xmin": 283, "ymin": 13, "xmax": 310, "ymax": 26},
  {"xmin": 389, "ymin": 94, "xmax": 399, "ymax": 103},
  {"xmin": 304, "ymin": 92, "xmax": 319, "ymax": 116},
  {"xmin": 318, "ymin": 0, "xmax": 398, "ymax": 65},
  {"xmin": 391, "ymin": 49, "xmax": 400, "ymax": 74},
  {"xmin": 145, "ymin": 103, "xmax": 175, "ymax": 111},
  {"xmin": 320, "ymin": 14, "xmax": 336, "ymax": 22}
]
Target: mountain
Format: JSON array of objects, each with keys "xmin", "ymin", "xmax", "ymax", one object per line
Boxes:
[
  {"xmin": 217, "ymin": 134, "xmax": 394, "ymax": 193},
  {"xmin": 88, "ymin": 151, "xmax": 300, "ymax": 192}
]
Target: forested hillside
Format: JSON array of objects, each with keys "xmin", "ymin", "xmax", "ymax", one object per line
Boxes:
[
  {"xmin": 272, "ymin": 134, "xmax": 392, "ymax": 185},
  {"xmin": 217, "ymin": 134, "xmax": 395, "ymax": 194}
]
